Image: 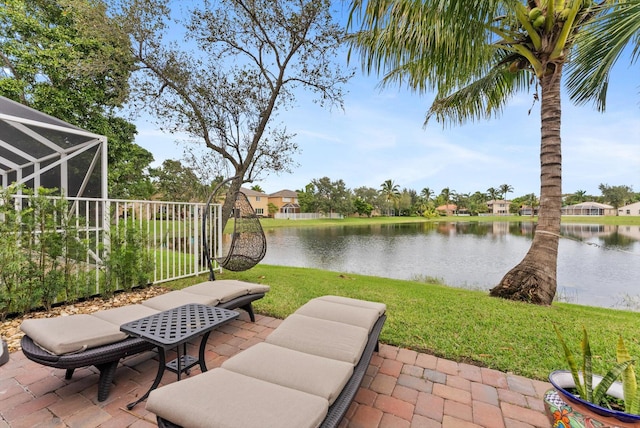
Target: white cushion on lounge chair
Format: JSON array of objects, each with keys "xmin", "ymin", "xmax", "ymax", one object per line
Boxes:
[
  {"xmin": 265, "ymin": 314, "xmax": 368, "ymax": 365},
  {"xmin": 91, "ymin": 304, "xmax": 160, "ymax": 327},
  {"xmin": 141, "ymin": 290, "xmax": 218, "ymax": 311},
  {"xmin": 315, "ymin": 295, "xmax": 386, "ymax": 317},
  {"xmin": 20, "ymin": 315, "xmax": 128, "ymax": 355},
  {"xmin": 295, "ymin": 298, "xmax": 381, "ymax": 332},
  {"xmin": 222, "ymin": 342, "xmax": 353, "ymax": 404},
  {"xmin": 182, "ymin": 280, "xmax": 270, "ymax": 303},
  {"xmin": 146, "ymin": 368, "xmax": 328, "ymax": 428}
]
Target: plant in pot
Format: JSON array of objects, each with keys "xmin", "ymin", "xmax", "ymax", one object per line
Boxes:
[{"xmin": 547, "ymin": 325, "xmax": 640, "ymax": 427}]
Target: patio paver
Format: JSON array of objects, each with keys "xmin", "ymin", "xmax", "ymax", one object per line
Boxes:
[{"xmin": 0, "ymin": 312, "xmax": 552, "ymax": 427}]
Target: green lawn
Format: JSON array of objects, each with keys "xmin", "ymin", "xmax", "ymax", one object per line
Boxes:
[
  {"xmin": 167, "ymin": 264, "xmax": 640, "ymax": 381},
  {"xmin": 258, "ymin": 215, "xmax": 640, "ymax": 230},
  {"xmin": 162, "ymin": 215, "xmax": 640, "ymax": 381}
]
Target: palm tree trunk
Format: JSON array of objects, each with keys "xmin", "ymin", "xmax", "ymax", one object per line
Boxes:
[{"xmin": 489, "ymin": 68, "xmax": 562, "ymax": 305}]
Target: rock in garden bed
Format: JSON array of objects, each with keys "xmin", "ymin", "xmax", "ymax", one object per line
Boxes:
[{"xmin": 0, "ymin": 286, "xmax": 170, "ymax": 353}]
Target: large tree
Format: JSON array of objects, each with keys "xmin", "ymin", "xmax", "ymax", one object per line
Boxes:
[
  {"xmin": 348, "ymin": 0, "xmax": 630, "ymax": 305},
  {"xmin": 499, "ymin": 183, "xmax": 514, "ymax": 201},
  {"xmin": 311, "ymin": 177, "xmax": 353, "ymax": 216},
  {"xmin": 150, "ymin": 159, "xmax": 208, "ymax": 202},
  {"xmin": 598, "ymin": 183, "xmax": 634, "ymax": 212},
  {"xmin": 118, "ymin": 0, "xmax": 352, "ymax": 226},
  {"xmin": 379, "ymin": 179, "xmax": 400, "ymax": 215},
  {"xmin": 102, "ymin": 118, "xmax": 155, "ymax": 199},
  {"xmin": 0, "ymin": 0, "xmax": 153, "ymax": 199}
]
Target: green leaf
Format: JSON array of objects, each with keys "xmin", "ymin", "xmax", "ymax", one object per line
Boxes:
[
  {"xmin": 550, "ymin": 0, "xmax": 584, "ymax": 59},
  {"xmin": 593, "ymin": 359, "xmax": 634, "ymax": 405},
  {"xmin": 617, "ymin": 336, "xmax": 638, "ymax": 413},
  {"xmin": 581, "ymin": 327, "xmax": 593, "ymax": 401},
  {"xmin": 514, "ymin": 2, "xmax": 542, "ymax": 50},
  {"xmin": 553, "ymin": 324, "xmax": 586, "ymax": 398}
]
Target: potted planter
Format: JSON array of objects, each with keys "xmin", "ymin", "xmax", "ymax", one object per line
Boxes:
[
  {"xmin": 547, "ymin": 370, "xmax": 640, "ymax": 427},
  {"xmin": 547, "ymin": 326, "xmax": 640, "ymax": 428}
]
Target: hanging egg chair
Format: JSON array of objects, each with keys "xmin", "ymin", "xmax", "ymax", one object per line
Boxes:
[{"xmin": 202, "ymin": 177, "xmax": 267, "ymax": 280}]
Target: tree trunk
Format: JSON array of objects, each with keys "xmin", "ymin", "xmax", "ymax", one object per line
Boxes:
[
  {"xmin": 489, "ymin": 69, "xmax": 563, "ymax": 305},
  {"xmin": 221, "ymin": 176, "xmax": 244, "ymax": 229}
]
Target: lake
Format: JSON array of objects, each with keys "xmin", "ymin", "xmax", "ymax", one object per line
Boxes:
[{"xmin": 257, "ymin": 222, "xmax": 640, "ymax": 310}]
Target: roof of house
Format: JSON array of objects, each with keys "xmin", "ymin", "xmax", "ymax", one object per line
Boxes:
[
  {"xmin": 486, "ymin": 199, "xmax": 510, "ymax": 204},
  {"xmin": 436, "ymin": 204, "xmax": 457, "ymax": 211},
  {"xmin": 240, "ymin": 187, "xmax": 268, "ymax": 197},
  {"xmin": 564, "ymin": 201, "xmax": 613, "ymax": 209},
  {"xmin": 620, "ymin": 201, "xmax": 640, "ymax": 209},
  {"xmin": 269, "ymin": 189, "xmax": 298, "ymax": 198}
]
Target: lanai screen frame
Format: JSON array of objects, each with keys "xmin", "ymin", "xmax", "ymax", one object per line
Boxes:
[{"xmin": 0, "ymin": 95, "xmax": 108, "ymax": 200}]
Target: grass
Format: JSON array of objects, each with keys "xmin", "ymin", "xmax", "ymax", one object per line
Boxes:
[
  {"xmin": 163, "ymin": 215, "xmax": 640, "ymax": 381},
  {"xmin": 258, "ymin": 215, "xmax": 640, "ymax": 230},
  {"xmin": 166, "ymin": 264, "xmax": 640, "ymax": 382}
]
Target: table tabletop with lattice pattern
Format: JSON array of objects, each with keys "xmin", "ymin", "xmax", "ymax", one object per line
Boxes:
[{"xmin": 120, "ymin": 304, "xmax": 239, "ymax": 349}]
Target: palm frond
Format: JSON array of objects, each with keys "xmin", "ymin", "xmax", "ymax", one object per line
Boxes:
[
  {"xmin": 347, "ymin": 0, "xmax": 508, "ymax": 95},
  {"xmin": 566, "ymin": 0, "xmax": 640, "ymax": 111},
  {"xmin": 425, "ymin": 50, "xmax": 531, "ymax": 126}
]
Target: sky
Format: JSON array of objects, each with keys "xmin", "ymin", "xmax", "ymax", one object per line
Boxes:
[{"xmin": 132, "ymin": 5, "xmax": 640, "ymax": 199}]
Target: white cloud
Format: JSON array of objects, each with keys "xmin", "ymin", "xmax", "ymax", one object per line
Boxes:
[{"xmin": 132, "ymin": 34, "xmax": 639, "ymax": 198}]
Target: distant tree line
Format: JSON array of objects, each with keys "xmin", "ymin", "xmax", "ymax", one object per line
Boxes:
[{"xmin": 295, "ymin": 177, "xmax": 639, "ymax": 218}]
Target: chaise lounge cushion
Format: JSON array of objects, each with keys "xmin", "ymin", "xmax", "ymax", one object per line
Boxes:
[
  {"xmin": 265, "ymin": 314, "xmax": 368, "ymax": 365},
  {"xmin": 182, "ymin": 280, "xmax": 270, "ymax": 303},
  {"xmin": 91, "ymin": 304, "xmax": 160, "ymax": 326},
  {"xmin": 140, "ymin": 290, "xmax": 219, "ymax": 311},
  {"xmin": 222, "ymin": 342, "xmax": 353, "ymax": 404},
  {"xmin": 315, "ymin": 295, "xmax": 387, "ymax": 317},
  {"xmin": 20, "ymin": 315, "xmax": 128, "ymax": 355},
  {"xmin": 147, "ymin": 368, "xmax": 328, "ymax": 428},
  {"xmin": 295, "ymin": 298, "xmax": 381, "ymax": 332}
]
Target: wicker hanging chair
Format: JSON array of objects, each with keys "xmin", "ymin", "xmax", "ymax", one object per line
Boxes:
[{"xmin": 202, "ymin": 178, "xmax": 267, "ymax": 280}]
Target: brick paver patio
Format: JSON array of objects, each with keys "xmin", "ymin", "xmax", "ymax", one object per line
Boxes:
[{"xmin": 0, "ymin": 311, "xmax": 553, "ymax": 427}]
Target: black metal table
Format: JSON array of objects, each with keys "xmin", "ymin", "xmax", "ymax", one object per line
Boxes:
[{"xmin": 120, "ymin": 304, "xmax": 239, "ymax": 409}]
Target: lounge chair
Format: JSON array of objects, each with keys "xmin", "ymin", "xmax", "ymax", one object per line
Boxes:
[
  {"xmin": 146, "ymin": 295, "xmax": 386, "ymax": 428},
  {"xmin": 20, "ymin": 280, "xmax": 269, "ymax": 402}
]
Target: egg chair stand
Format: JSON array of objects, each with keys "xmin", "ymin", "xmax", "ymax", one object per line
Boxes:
[{"xmin": 202, "ymin": 178, "xmax": 267, "ymax": 280}]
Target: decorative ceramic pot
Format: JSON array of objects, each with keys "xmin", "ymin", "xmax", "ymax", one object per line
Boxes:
[{"xmin": 548, "ymin": 370, "xmax": 640, "ymax": 427}]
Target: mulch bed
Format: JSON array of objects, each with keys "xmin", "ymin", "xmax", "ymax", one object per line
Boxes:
[{"xmin": 1, "ymin": 286, "xmax": 170, "ymax": 353}]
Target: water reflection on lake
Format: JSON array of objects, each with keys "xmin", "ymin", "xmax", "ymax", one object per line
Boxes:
[{"xmin": 257, "ymin": 222, "xmax": 640, "ymax": 310}]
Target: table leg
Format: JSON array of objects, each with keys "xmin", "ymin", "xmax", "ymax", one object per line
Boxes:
[
  {"xmin": 127, "ymin": 347, "xmax": 166, "ymax": 410},
  {"xmin": 176, "ymin": 345, "xmax": 182, "ymax": 381},
  {"xmin": 198, "ymin": 331, "xmax": 213, "ymax": 373},
  {"xmin": 176, "ymin": 342, "xmax": 191, "ymax": 380}
]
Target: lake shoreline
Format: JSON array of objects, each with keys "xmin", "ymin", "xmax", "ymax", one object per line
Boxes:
[
  {"xmin": 258, "ymin": 214, "xmax": 640, "ymax": 230},
  {"xmin": 257, "ymin": 220, "xmax": 639, "ymax": 310}
]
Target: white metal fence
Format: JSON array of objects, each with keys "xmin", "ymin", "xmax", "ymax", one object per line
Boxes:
[
  {"xmin": 109, "ymin": 198, "xmax": 222, "ymax": 284},
  {"xmin": 9, "ymin": 195, "xmax": 222, "ymax": 293},
  {"xmin": 274, "ymin": 212, "xmax": 344, "ymax": 220}
]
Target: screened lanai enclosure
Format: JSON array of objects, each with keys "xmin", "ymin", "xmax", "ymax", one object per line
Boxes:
[
  {"xmin": 0, "ymin": 96, "xmax": 222, "ymax": 317},
  {"xmin": 0, "ymin": 96, "xmax": 107, "ymax": 199},
  {"xmin": 561, "ymin": 202, "xmax": 615, "ymax": 216}
]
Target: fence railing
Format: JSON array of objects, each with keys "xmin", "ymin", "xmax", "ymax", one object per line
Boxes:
[
  {"xmin": 274, "ymin": 212, "xmax": 344, "ymax": 220},
  {"xmin": 1, "ymin": 194, "xmax": 222, "ymax": 317},
  {"xmin": 109, "ymin": 199, "xmax": 222, "ymax": 284}
]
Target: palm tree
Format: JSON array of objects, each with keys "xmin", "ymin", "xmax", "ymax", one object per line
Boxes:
[
  {"xmin": 525, "ymin": 193, "xmax": 539, "ymax": 217},
  {"xmin": 420, "ymin": 187, "xmax": 434, "ymax": 203},
  {"xmin": 439, "ymin": 187, "xmax": 452, "ymax": 215},
  {"xmin": 486, "ymin": 187, "xmax": 500, "ymax": 201},
  {"xmin": 574, "ymin": 189, "xmax": 587, "ymax": 203},
  {"xmin": 379, "ymin": 179, "xmax": 400, "ymax": 215},
  {"xmin": 499, "ymin": 184, "xmax": 514, "ymax": 201},
  {"xmin": 348, "ymin": 0, "xmax": 619, "ymax": 305}
]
